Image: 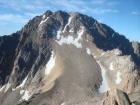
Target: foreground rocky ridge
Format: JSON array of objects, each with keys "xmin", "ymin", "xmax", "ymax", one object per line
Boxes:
[{"xmin": 0, "ymin": 10, "xmax": 140, "ymax": 105}]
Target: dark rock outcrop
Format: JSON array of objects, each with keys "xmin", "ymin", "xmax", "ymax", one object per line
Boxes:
[{"xmin": 102, "ymin": 89, "xmax": 131, "ymax": 105}]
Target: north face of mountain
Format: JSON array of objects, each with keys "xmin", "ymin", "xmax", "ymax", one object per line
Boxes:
[{"xmin": 0, "ymin": 10, "xmax": 140, "ymax": 105}]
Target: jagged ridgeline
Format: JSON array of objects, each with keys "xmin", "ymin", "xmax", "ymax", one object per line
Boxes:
[{"xmin": 0, "ymin": 10, "xmax": 140, "ymax": 105}]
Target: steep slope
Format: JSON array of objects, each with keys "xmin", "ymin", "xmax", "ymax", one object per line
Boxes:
[{"xmin": 0, "ymin": 10, "xmax": 140, "ymax": 105}]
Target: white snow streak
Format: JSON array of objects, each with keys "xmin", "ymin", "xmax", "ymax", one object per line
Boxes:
[
  {"xmin": 12, "ymin": 76, "xmax": 28, "ymax": 91},
  {"xmin": 109, "ymin": 63, "xmax": 114, "ymax": 70},
  {"xmin": 86, "ymin": 48, "xmax": 91, "ymax": 55},
  {"xmin": 116, "ymin": 71, "xmax": 122, "ymax": 84},
  {"xmin": 77, "ymin": 27, "xmax": 84, "ymax": 40},
  {"xmin": 20, "ymin": 90, "xmax": 25, "ymax": 95},
  {"xmin": 5, "ymin": 75, "xmax": 9, "ymax": 83},
  {"xmin": 42, "ymin": 15, "xmax": 45, "ymax": 19},
  {"xmin": 39, "ymin": 17, "xmax": 49, "ymax": 26},
  {"xmin": 4, "ymin": 83, "xmax": 11, "ymax": 93},
  {"xmin": 69, "ymin": 28, "xmax": 74, "ymax": 32},
  {"xmin": 45, "ymin": 51, "xmax": 56, "ymax": 75},
  {"xmin": 61, "ymin": 102, "xmax": 65, "ymax": 105},
  {"xmin": 97, "ymin": 61, "xmax": 110, "ymax": 93},
  {"xmin": 112, "ymin": 33, "xmax": 115, "ymax": 37},
  {"xmin": 0, "ymin": 85, "xmax": 5, "ymax": 91},
  {"xmin": 20, "ymin": 90, "xmax": 30, "ymax": 101},
  {"xmin": 63, "ymin": 16, "xmax": 73, "ymax": 32},
  {"xmin": 19, "ymin": 76, "xmax": 28, "ymax": 88},
  {"xmin": 56, "ymin": 31, "xmax": 61, "ymax": 39},
  {"xmin": 101, "ymin": 53, "xmax": 105, "ymax": 56}
]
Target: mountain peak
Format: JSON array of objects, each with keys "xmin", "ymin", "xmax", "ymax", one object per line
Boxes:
[{"xmin": 0, "ymin": 10, "xmax": 140, "ymax": 105}]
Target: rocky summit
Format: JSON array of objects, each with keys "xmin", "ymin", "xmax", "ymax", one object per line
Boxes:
[{"xmin": 0, "ymin": 10, "xmax": 140, "ymax": 105}]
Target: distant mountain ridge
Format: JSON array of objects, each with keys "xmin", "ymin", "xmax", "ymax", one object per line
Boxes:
[{"xmin": 0, "ymin": 10, "xmax": 140, "ymax": 105}]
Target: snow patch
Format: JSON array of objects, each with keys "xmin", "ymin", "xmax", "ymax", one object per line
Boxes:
[
  {"xmin": 0, "ymin": 85, "xmax": 5, "ymax": 91},
  {"xmin": 109, "ymin": 63, "xmax": 114, "ymax": 70},
  {"xmin": 39, "ymin": 17, "xmax": 49, "ymax": 26},
  {"xmin": 56, "ymin": 31, "xmax": 62, "ymax": 39},
  {"xmin": 5, "ymin": 75, "xmax": 9, "ymax": 83},
  {"xmin": 97, "ymin": 61, "xmax": 110, "ymax": 93},
  {"xmin": 20, "ymin": 90, "xmax": 25, "ymax": 95},
  {"xmin": 42, "ymin": 15, "xmax": 45, "ymax": 19},
  {"xmin": 69, "ymin": 28, "xmax": 74, "ymax": 32},
  {"xmin": 56, "ymin": 27, "xmax": 84, "ymax": 48},
  {"xmin": 12, "ymin": 76, "xmax": 28, "ymax": 91},
  {"xmin": 61, "ymin": 102, "xmax": 65, "ymax": 105},
  {"xmin": 45, "ymin": 51, "xmax": 56, "ymax": 75},
  {"xmin": 67, "ymin": 16, "xmax": 73, "ymax": 25},
  {"xmin": 63, "ymin": 16, "xmax": 73, "ymax": 32},
  {"xmin": 19, "ymin": 76, "xmax": 28, "ymax": 88},
  {"xmin": 20, "ymin": 90, "xmax": 30, "ymax": 101},
  {"xmin": 116, "ymin": 71, "xmax": 122, "ymax": 84},
  {"xmin": 112, "ymin": 33, "xmax": 115, "ymax": 37},
  {"xmin": 56, "ymin": 26, "xmax": 84, "ymax": 48},
  {"xmin": 86, "ymin": 48, "xmax": 91, "ymax": 55},
  {"xmin": 4, "ymin": 83, "xmax": 11, "ymax": 93},
  {"xmin": 115, "ymin": 49, "xmax": 122, "ymax": 55},
  {"xmin": 56, "ymin": 35, "xmax": 82, "ymax": 48},
  {"xmin": 101, "ymin": 53, "xmax": 105, "ymax": 56},
  {"xmin": 77, "ymin": 27, "xmax": 84, "ymax": 40}
]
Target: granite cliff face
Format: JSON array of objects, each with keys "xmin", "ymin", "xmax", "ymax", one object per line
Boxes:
[{"xmin": 0, "ymin": 10, "xmax": 140, "ymax": 105}]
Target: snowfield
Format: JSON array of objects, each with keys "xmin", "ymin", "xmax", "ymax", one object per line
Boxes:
[
  {"xmin": 45, "ymin": 51, "xmax": 56, "ymax": 75},
  {"xmin": 56, "ymin": 27, "xmax": 84, "ymax": 48},
  {"xmin": 97, "ymin": 61, "xmax": 110, "ymax": 93},
  {"xmin": 116, "ymin": 71, "xmax": 122, "ymax": 84}
]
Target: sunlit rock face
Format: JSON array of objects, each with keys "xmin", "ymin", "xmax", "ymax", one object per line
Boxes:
[{"xmin": 0, "ymin": 10, "xmax": 140, "ymax": 105}]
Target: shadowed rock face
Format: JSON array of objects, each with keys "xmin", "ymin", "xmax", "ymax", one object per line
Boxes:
[
  {"xmin": 0, "ymin": 33, "xmax": 20, "ymax": 85},
  {"xmin": 132, "ymin": 41, "xmax": 140, "ymax": 57},
  {"xmin": 0, "ymin": 10, "xmax": 140, "ymax": 105},
  {"xmin": 131, "ymin": 41, "xmax": 140, "ymax": 67},
  {"xmin": 116, "ymin": 89, "xmax": 131, "ymax": 105}
]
